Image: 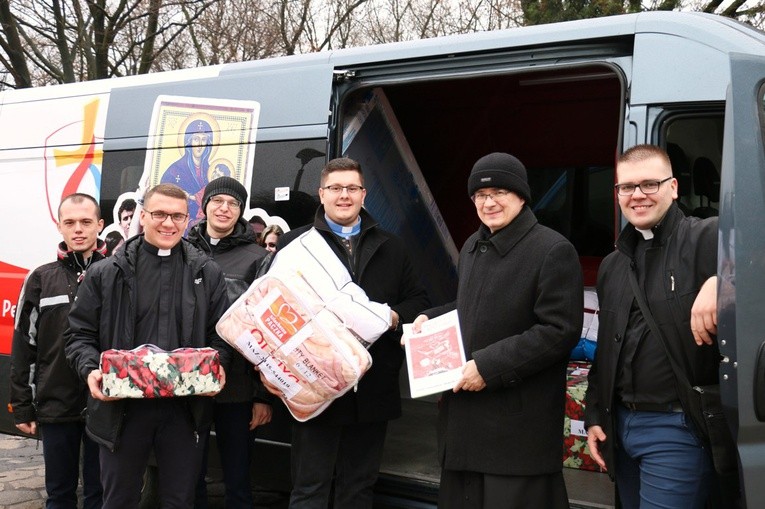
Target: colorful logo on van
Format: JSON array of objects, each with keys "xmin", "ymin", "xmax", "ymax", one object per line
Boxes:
[{"xmin": 43, "ymin": 98, "xmax": 103, "ymax": 223}]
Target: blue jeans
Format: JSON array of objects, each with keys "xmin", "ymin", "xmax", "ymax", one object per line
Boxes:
[
  {"xmin": 40, "ymin": 421, "xmax": 102, "ymax": 509},
  {"xmin": 615, "ymin": 405, "xmax": 714, "ymax": 509}
]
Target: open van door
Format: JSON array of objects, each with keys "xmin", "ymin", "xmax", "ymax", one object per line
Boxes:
[{"xmin": 719, "ymin": 52, "xmax": 765, "ymax": 507}]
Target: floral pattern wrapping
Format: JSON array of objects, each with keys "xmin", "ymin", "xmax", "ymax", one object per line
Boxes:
[
  {"xmin": 563, "ymin": 361, "xmax": 601, "ymax": 471},
  {"xmin": 100, "ymin": 344, "xmax": 222, "ymax": 398}
]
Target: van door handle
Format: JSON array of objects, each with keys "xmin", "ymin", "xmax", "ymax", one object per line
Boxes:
[{"xmin": 754, "ymin": 341, "xmax": 765, "ymax": 421}]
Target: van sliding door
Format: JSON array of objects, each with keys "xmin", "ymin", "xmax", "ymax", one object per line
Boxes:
[{"xmin": 719, "ymin": 52, "xmax": 765, "ymax": 506}]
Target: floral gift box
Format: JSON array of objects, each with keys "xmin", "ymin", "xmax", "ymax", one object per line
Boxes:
[{"xmin": 100, "ymin": 344, "xmax": 222, "ymax": 398}]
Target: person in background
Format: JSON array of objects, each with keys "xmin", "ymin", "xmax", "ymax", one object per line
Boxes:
[
  {"xmin": 413, "ymin": 152, "xmax": 583, "ymax": 509},
  {"xmin": 188, "ymin": 176, "xmax": 273, "ymax": 508},
  {"xmin": 248, "ymin": 215, "xmax": 267, "ymax": 237},
  {"xmin": 585, "ymin": 145, "xmax": 722, "ymax": 509},
  {"xmin": 259, "ymin": 224, "xmax": 284, "ymax": 254},
  {"xmin": 11, "ymin": 193, "xmax": 106, "ymax": 509},
  {"xmin": 65, "ymin": 183, "xmax": 232, "ymax": 509},
  {"xmin": 118, "ymin": 199, "xmax": 136, "ymax": 239},
  {"xmin": 280, "ymin": 157, "xmax": 429, "ymax": 509}
]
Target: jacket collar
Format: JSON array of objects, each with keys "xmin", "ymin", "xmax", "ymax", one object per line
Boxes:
[
  {"xmin": 312, "ymin": 205, "xmax": 379, "ymax": 235},
  {"xmin": 57, "ymin": 239, "xmax": 107, "ymax": 274},
  {"xmin": 187, "ymin": 218, "xmax": 256, "ymax": 254},
  {"xmin": 115, "ymin": 235, "xmax": 208, "ymax": 274},
  {"xmin": 467, "ymin": 205, "xmax": 537, "ymax": 257},
  {"xmin": 616, "ymin": 202, "xmax": 683, "ymax": 257}
]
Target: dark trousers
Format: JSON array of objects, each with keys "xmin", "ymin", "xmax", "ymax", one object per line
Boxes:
[
  {"xmin": 40, "ymin": 421, "xmax": 102, "ymax": 509},
  {"xmin": 438, "ymin": 469, "xmax": 569, "ymax": 509},
  {"xmin": 99, "ymin": 399, "xmax": 205, "ymax": 509},
  {"xmin": 615, "ymin": 406, "xmax": 714, "ymax": 509},
  {"xmin": 195, "ymin": 401, "xmax": 255, "ymax": 509},
  {"xmin": 289, "ymin": 420, "xmax": 388, "ymax": 509}
]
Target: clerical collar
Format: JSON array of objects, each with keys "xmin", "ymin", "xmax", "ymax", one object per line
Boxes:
[
  {"xmin": 209, "ymin": 237, "xmax": 221, "ymax": 246},
  {"xmin": 325, "ymin": 215, "xmax": 361, "ymax": 239},
  {"xmin": 636, "ymin": 227, "xmax": 654, "ymax": 240},
  {"xmin": 141, "ymin": 239, "xmax": 182, "ymax": 257}
]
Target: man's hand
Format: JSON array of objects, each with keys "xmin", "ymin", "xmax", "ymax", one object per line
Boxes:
[
  {"xmin": 87, "ymin": 369, "xmax": 120, "ymax": 402},
  {"xmin": 586, "ymin": 425, "xmax": 608, "ymax": 471},
  {"xmin": 401, "ymin": 314, "xmax": 430, "ymax": 346},
  {"xmin": 250, "ymin": 402, "xmax": 273, "ymax": 430},
  {"xmin": 15, "ymin": 421, "xmax": 37, "ymax": 435},
  {"xmin": 691, "ymin": 276, "xmax": 718, "ymax": 346},
  {"xmin": 453, "ymin": 360, "xmax": 487, "ymax": 393}
]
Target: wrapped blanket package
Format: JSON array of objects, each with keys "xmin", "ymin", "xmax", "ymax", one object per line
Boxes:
[
  {"xmin": 100, "ymin": 344, "xmax": 222, "ymax": 398},
  {"xmin": 216, "ymin": 228, "xmax": 391, "ymax": 421}
]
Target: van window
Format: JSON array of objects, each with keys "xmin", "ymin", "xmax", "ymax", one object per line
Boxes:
[
  {"xmin": 662, "ymin": 112, "xmax": 724, "ymax": 218},
  {"xmin": 99, "ymin": 139, "xmax": 326, "ymax": 232}
]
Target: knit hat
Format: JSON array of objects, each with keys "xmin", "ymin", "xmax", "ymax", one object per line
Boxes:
[
  {"xmin": 202, "ymin": 177, "xmax": 248, "ymax": 218},
  {"xmin": 467, "ymin": 152, "xmax": 531, "ymax": 203}
]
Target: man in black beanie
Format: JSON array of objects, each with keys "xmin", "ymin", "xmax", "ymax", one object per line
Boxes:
[
  {"xmin": 413, "ymin": 152, "xmax": 583, "ymax": 508},
  {"xmin": 188, "ymin": 176, "xmax": 273, "ymax": 508}
]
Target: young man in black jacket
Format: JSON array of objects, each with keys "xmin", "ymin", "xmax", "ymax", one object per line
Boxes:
[
  {"xmin": 65, "ymin": 183, "xmax": 232, "ymax": 509},
  {"xmin": 188, "ymin": 176, "xmax": 273, "ymax": 508},
  {"xmin": 11, "ymin": 193, "xmax": 106, "ymax": 509},
  {"xmin": 281, "ymin": 157, "xmax": 429, "ymax": 509},
  {"xmin": 585, "ymin": 145, "xmax": 720, "ymax": 509}
]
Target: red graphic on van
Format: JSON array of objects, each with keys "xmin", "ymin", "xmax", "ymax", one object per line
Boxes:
[
  {"xmin": 43, "ymin": 98, "xmax": 103, "ymax": 224},
  {"xmin": 0, "ymin": 261, "xmax": 29, "ymax": 355}
]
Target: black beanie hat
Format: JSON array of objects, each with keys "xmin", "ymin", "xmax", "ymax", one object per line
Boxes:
[
  {"xmin": 467, "ymin": 152, "xmax": 531, "ymax": 203},
  {"xmin": 202, "ymin": 177, "xmax": 247, "ymax": 218}
]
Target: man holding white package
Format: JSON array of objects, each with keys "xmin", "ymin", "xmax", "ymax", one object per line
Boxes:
[
  {"xmin": 65, "ymin": 183, "xmax": 233, "ymax": 509},
  {"xmin": 278, "ymin": 157, "xmax": 429, "ymax": 509}
]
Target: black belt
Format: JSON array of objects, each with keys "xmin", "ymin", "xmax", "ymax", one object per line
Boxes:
[{"xmin": 621, "ymin": 401, "xmax": 684, "ymax": 413}]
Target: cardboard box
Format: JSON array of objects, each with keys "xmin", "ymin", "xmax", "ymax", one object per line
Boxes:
[{"xmin": 100, "ymin": 345, "xmax": 221, "ymax": 398}]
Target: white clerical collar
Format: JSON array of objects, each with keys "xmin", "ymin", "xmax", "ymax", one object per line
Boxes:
[
  {"xmin": 209, "ymin": 237, "xmax": 221, "ymax": 245},
  {"xmin": 157, "ymin": 248, "xmax": 172, "ymax": 257},
  {"xmin": 636, "ymin": 228, "xmax": 654, "ymax": 240}
]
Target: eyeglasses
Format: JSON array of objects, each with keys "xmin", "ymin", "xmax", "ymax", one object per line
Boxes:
[
  {"xmin": 322, "ymin": 185, "xmax": 364, "ymax": 195},
  {"xmin": 209, "ymin": 197, "xmax": 241, "ymax": 210},
  {"xmin": 145, "ymin": 210, "xmax": 189, "ymax": 224},
  {"xmin": 614, "ymin": 177, "xmax": 672, "ymax": 196},
  {"xmin": 471, "ymin": 190, "xmax": 510, "ymax": 204}
]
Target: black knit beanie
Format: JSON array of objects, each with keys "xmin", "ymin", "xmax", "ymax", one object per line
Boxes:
[
  {"xmin": 467, "ymin": 152, "xmax": 531, "ymax": 203},
  {"xmin": 202, "ymin": 177, "xmax": 247, "ymax": 218}
]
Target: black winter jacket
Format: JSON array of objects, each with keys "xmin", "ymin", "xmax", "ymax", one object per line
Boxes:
[
  {"xmin": 278, "ymin": 207, "xmax": 430, "ymax": 425},
  {"xmin": 584, "ymin": 203, "xmax": 719, "ymax": 477},
  {"xmin": 10, "ymin": 241, "xmax": 106, "ymax": 425},
  {"xmin": 188, "ymin": 218, "xmax": 269, "ymax": 404},
  {"xmin": 64, "ymin": 235, "xmax": 233, "ymax": 451},
  {"xmin": 424, "ymin": 207, "xmax": 583, "ymax": 476}
]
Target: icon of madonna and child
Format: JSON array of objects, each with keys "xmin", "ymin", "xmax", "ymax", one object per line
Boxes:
[{"xmin": 160, "ymin": 118, "xmax": 236, "ymax": 225}]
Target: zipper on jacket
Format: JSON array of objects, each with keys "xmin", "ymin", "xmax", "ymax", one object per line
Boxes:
[{"xmin": 670, "ymin": 273, "xmax": 675, "ymax": 292}]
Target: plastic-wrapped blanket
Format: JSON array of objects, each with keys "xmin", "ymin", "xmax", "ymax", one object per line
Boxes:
[
  {"xmin": 216, "ymin": 228, "xmax": 391, "ymax": 421},
  {"xmin": 100, "ymin": 345, "xmax": 222, "ymax": 398}
]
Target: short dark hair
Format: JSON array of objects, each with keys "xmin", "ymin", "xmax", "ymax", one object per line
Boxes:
[
  {"xmin": 248, "ymin": 215, "xmax": 266, "ymax": 227},
  {"xmin": 320, "ymin": 157, "xmax": 363, "ymax": 186},
  {"xmin": 58, "ymin": 193, "xmax": 101, "ymax": 220},
  {"xmin": 618, "ymin": 145, "xmax": 672, "ymax": 172},
  {"xmin": 144, "ymin": 184, "xmax": 188, "ymax": 211},
  {"xmin": 118, "ymin": 198, "xmax": 136, "ymax": 217}
]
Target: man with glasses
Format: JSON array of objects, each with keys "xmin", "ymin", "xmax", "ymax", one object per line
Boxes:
[
  {"xmin": 279, "ymin": 157, "xmax": 429, "ymax": 509},
  {"xmin": 187, "ymin": 176, "xmax": 272, "ymax": 508},
  {"xmin": 412, "ymin": 152, "xmax": 582, "ymax": 508},
  {"xmin": 65, "ymin": 183, "xmax": 233, "ymax": 509},
  {"xmin": 585, "ymin": 144, "xmax": 722, "ymax": 508}
]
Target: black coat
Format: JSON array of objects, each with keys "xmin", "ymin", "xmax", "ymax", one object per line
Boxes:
[
  {"xmin": 584, "ymin": 203, "xmax": 719, "ymax": 476},
  {"xmin": 425, "ymin": 207, "xmax": 583, "ymax": 475},
  {"xmin": 278, "ymin": 207, "xmax": 430, "ymax": 425},
  {"xmin": 65, "ymin": 235, "xmax": 233, "ymax": 451},
  {"xmin": 10, "ymin": 241, "xmax": 106, "ymax": 424},
  {"xmin": 188, "ymin": 218, "xmax": 269, "ymax": 404}
]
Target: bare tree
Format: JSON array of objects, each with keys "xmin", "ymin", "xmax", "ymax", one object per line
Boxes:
[{"xmin": 0, "ymin": 0, "xmax": 217, "ymax": 89}]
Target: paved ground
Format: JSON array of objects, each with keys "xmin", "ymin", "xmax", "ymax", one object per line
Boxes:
[{"xmin": 0, "ymin": 435, "xmax": 289, "ymax": 509}]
